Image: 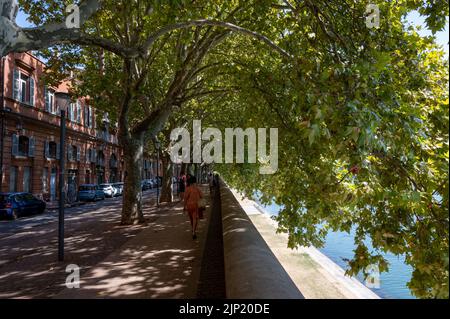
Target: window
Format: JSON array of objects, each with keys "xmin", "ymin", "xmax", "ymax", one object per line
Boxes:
[
  {"xmin": 9, "ymin": 167, "xmax": 17, "ymax": 193},
  {"xmin": 68, "ymin": 103, "xmax": 75, "ymax": 121},
  {"xmin": 23, "ymin": 167, "xmax": 31, "ymax": 193},
  {"xmin": 87, "ymin": 148, "xmax": 97, "ymax": 163},
  {"xmin": 48, "ymin": 141, "xmax": 58, "ymax": 159},
  {"xmin": 79, "ymin": 185, "xmax": 95, "ymax": 192},
  {"xmin": 12, "ymin": 135, "xmax": 35, "ymax": 158},
  {"xmin": 68, "ymin": 145, "xmax": 79, "ymax": 162},
  {"xmin": 90, "ymin": 107, "xmax": 95, "ymax": 128},
  {"xmin": 84, "ymin": 106, "xmax": 89, "ymax": 127},
  {"xmin": 72, "ymin": 146, "xmax": 78, "ymax": 161},
  {"xmin": 22, "ymin": 194, "xmax": 35, "ymax": 201},
  {"xmin": 18, "ymin": 136, "xmax": 29, "ymax": 157},
  {"xmin": 20, "ymin": 73, "xmax": 28, "ymax": 102},
  {"xmin": 84, "ymin": 105, "xmax": 93, "ymax": 128},
  {"xmin": 13, "ymin": 69, "xmax": 35, "ymax": 106},
  {"xmin": 97, "ymin": 151, "xmax": 105, "ymax": 167},
  {"xmin": 44, "ymin": 141, "xmax": 59, "ymax": 159},
  {"xmin": 76, "ymin": 101, "xmax": 82, "ymax": 123},
  {"xmin": 68, "ymin": 102, "xmax": 81, "ymax": 122},
  {"xmin": 15, "ymin": 193, "xmax": 35, "ymax": 202},
  {"xmin": 110, "ymin": 154, "xmax": 118, "ymax": 168},
  {"xmin": 45, "ymin": 87, "xmax": 57, "ymax": 114}
]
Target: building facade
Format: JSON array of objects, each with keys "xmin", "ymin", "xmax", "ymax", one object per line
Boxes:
[{"xmin": 0, "ymin": 53, "xmax": 159, "ymax": 202}]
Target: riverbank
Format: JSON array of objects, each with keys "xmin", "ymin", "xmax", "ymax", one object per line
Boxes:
[{"xmin": 230, "ymin": 189, "xmax": 380, "ymax": 299}]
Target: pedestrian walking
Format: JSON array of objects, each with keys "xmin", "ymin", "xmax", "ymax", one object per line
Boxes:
[
  {"xmin": 208, "ymin": 172, "xmax": 214, "ymax": 194},
  {"xmin": 184, "ymin": 176, "xmax": 203, "ymax": 240},
  {"xmin": 179, "ymin": 173, "xmax": 186, "ymax": 201}
]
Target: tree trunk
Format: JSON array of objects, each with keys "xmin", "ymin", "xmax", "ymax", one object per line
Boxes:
[
  {"xmin": 160, "ymin": 152, "xmax": 173, "ymax": 203},
  {"xmin": 120, "ymin": 135, "xmax": 145, "ymax": 225}
]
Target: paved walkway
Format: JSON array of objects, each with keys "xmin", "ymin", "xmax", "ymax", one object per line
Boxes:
[
  {"xmin": 0, "ymin": 192, "xmax": 156, "ymax": 298},
  {"xmin": 57, "ymin": 186, "xmax": 219, "ymax": 299}
]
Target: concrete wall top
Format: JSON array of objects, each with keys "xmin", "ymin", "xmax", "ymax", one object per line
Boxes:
[{"xmin": 220, "ymin": 181, "xmax": 304, "ymax": 299}]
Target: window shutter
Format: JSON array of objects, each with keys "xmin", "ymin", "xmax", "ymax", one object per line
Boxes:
[
  {"xmin": 28, "ymin": 137, "xmax": 35, "ymax": 157},
  {"xmin": 12, "ymin": 134, "xmax": 19, "ymax": 156},
  {"xmin": 92, "ymin": 108, "xmax": 96, "ymax": 129},
  {"xmin": 44, "ymin": 86, "xmax": 50, "ymax": 112},
  {"xmin": 70, "ymin": 103, "xmax": 75, "ymax": 121},
  {"xmin": 76, "ymin": 147, "xmax": 81, "ymax": 162},
  {"xmin": 68, "ymin": 145, "xmax": 73, "ymax": 161},
  {"xmin": 56, "ymin": 143, "xmax": 61, "ymax": 160},
  {"xmin": 44, "ymin": 141, "xmax": 49, "ymax": 159},
  {"xmin": 13, "ymin": 69, "xmax": 20, "ymax": 101},
  {"xmin": 86, "ymin": 148, "xmax": 90, "ymax": 163},
  {"xmin": 77, "ymin": 101, "xmax": 81, "ymax": 123},
  {"xmin": 29, "ymin": 77, "xmax": 35, "ymax": 106},
  {"xmin": 89, "ymin": 106, "xmax": 93, "ymax": 128}
]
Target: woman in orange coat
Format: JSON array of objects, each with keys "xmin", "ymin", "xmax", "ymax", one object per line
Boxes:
[{"xmin": 184, "ymin": 176, "xmax": 203, "ymax": 240}]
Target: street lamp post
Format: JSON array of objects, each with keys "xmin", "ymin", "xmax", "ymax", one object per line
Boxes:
[
  {"xmin": 0, "ymin": 56, "xmax": 5, "ymax": 190},
  {"xmin": 58, "ymin": 109, "xmax": 66, "ymax": 261},
  {"xmin": 55, "ymin": 92, "xmax": 70, "ymax": 262},
  {"xmin": 177, "ymin": 164, "xmax": 180, "ymax": 194},
  {"xmin": 155, "ymin": 140, "xmax": 160, "ymax": 207}
]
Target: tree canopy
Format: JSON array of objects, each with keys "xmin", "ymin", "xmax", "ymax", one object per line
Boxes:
[{"xmin": 5, "ymin": 0, "xmax": 449, "ymax": 298}]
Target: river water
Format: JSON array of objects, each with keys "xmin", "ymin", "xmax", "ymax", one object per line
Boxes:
[{"xmin": 257, "ymin": 201, "xmax": 415, "ymax": 299}]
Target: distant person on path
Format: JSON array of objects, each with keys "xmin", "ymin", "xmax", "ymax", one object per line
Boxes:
[
  {"xmin": 208, "ymin": 172, "xmax": 214, "ymax": 194},
  {"xmin": 179, "ymin": 173, "xmax": 186, "ymax": 201},
  {"xmin": 184, "ymin": 176, "xmax": 203, "ymax": 240}
]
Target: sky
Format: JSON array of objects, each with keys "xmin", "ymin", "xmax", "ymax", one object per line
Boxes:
[
  {"xmin": 405, "ymin": 10, "xmax": 449, "ymax": 55},
  {"xmin": 15, "ymin": 8, "xmax": 449, "ymax": 54}
]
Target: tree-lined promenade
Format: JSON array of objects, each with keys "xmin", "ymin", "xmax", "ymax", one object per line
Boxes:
[{"xmin": 0, "ymin": 0, "xmax": 448, "ymax": 298}]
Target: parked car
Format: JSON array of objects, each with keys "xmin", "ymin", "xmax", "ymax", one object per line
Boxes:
[
  {"xmin": 113, "ymin": 183, "xmax": 124, "ymax": 196},
  {"xmin": 145, "ymin": 179, "xmax": 155, "ymax": 189},
  {"xmin": 0, "ymin": 193, "xmax": 46, "ymax": 220},
  {"xmin": 141, "ymin": 180, "xmax": 150, "ymax": 191},
  {"xmin": 78, "ymin": 185, "xmax": 106, "ymax": 202},
  {"xmin": 99, "ymin": 183, "xmax": 117, "ymax": 197}
]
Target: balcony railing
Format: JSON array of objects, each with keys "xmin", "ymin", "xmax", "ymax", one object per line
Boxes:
[{"xmin": 96, "ymin": 130, "xmax": 118, "ymax": 145}]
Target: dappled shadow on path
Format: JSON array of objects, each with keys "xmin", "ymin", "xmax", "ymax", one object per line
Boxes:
[
  {"xmin": 56, "ymin": 186, "xmax": 212, "ymax": 299},
  {"xmin": 0, "ymin": 195, "xmax": 158, "ymax": 298}
]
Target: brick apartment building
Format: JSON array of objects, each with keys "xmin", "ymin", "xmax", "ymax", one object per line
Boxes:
[{"xmin": 0, "ymin": 52, "xmax": 159, "ymax": 202}]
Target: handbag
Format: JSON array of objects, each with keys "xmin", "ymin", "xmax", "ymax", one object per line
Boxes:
[
  {"xmin": 199, "ymin": 198, "xmax": 206, "ymax": 209},
  {"xmin": 198, "ymin": 198, "xmax": 206, "ymax": 219}
]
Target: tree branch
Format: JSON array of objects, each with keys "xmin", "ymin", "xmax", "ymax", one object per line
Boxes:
[
  {"xmin": 180, "ymin": 88, "xmax": 239, "ymax": 103},
  {"xmin": 0, "ymin": 0, "xmax": 136, "ymax": 57},
  {"xmin": 141, "ymin": 19, "xmax": 293, "ymax": 60}
]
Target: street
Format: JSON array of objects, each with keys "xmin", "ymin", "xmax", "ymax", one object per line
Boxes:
[{"xmin": 0, "ymin": 189, "xmax": 158, "ymax": 298}]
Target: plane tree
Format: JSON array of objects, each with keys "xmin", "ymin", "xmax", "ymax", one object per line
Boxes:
[
  {"xmin": 6, "ymin": 0, "xmax": 293, "ymax": 224},
  {"xmin": 1, "ymin": 0, "xmax": 448, "ymax": 298},
  {"xmin": 198, "ymin": 1, "xmax": 449, "ymax": 299}
]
